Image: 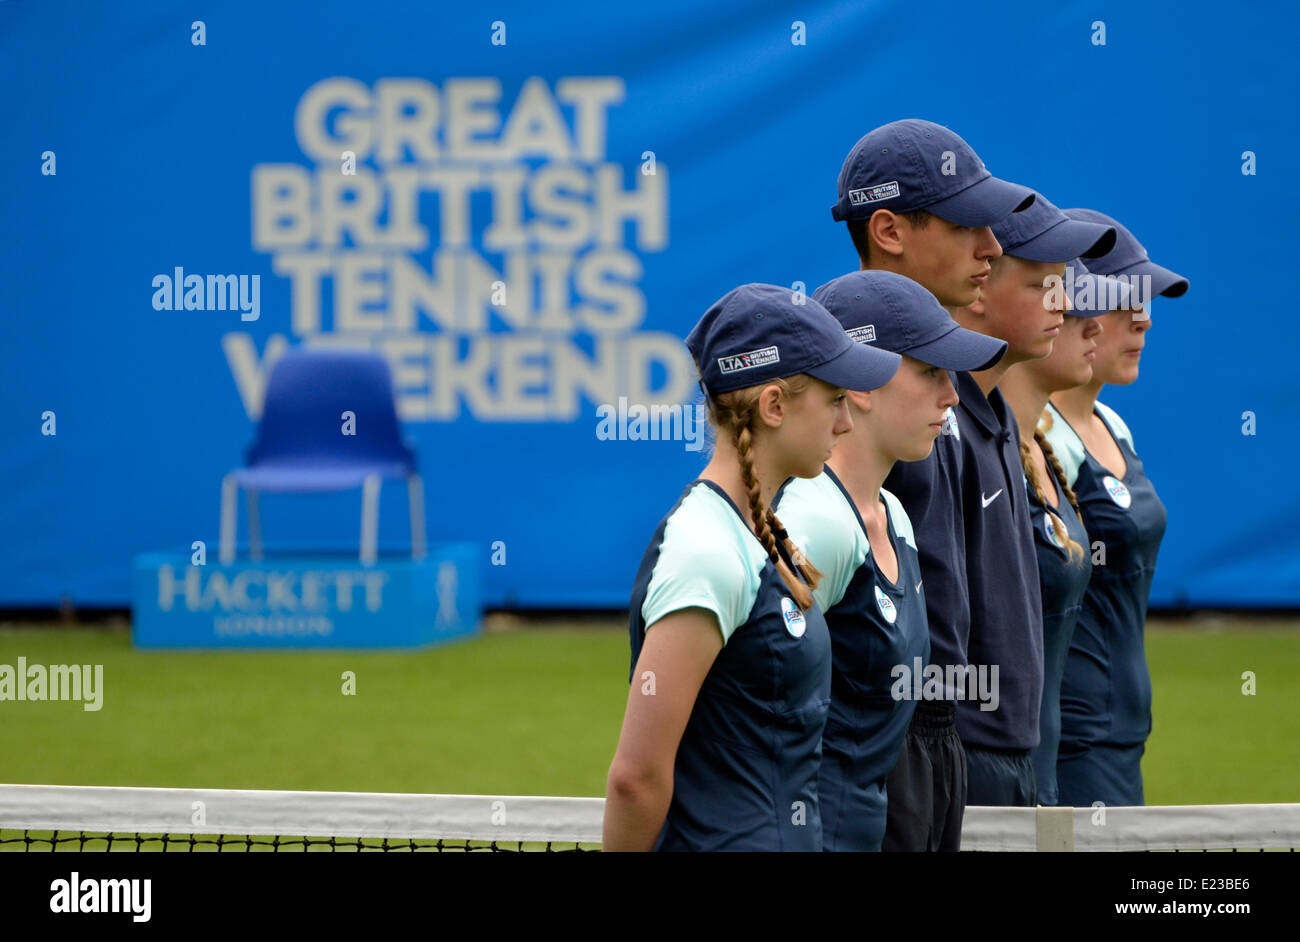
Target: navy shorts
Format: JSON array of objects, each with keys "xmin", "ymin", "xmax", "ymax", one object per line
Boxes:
[
  {"xmin": 964, "ymin": 745, "xmax": 1036, "ymax": 807},
  {"xmin": 881, "ymin": 702, "xmax": 966, "ymax": 852},
  {"xmin": 1056, "ymin": 741, "xmax": 1145, "ymax": 807}
]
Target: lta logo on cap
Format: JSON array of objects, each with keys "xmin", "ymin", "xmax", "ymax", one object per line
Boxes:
[
  {"xmin": 781, "ymin": 597, "xmax": 807, "ymax": 638},
  {"xmin": 718, "ymin": 345, "xmax": 780, "ymax": 375},
  {"xmin": 1102, "ymin": 475, "xmax": 1132, "ymax": 509},
  {"xmin": 849, "ymin": 181, "xmax": 900, "ymax": 206}
]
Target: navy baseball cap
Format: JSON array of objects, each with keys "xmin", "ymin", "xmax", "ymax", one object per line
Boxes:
[
  {"xmin": 831, "ymin": 119, "xmax": 1035, "ymax": 226},
  {"xmin": 1062, "ymin": 258, "xmax": 1136, "ymax": 317},
  {"xmin": 992, "ymin": 191, "xmax": 1116, "ymax": 262},
  {"xmin": 687, "ymin": 283, "xmax": 901, "ymax": 396},
  {"xmin": 1063, "ymin": 208, "xmax": 1189, "ymax": 301},
  {"xmin": 812, "ymin": 270, "xmax": 1006, "ymax": 372}
]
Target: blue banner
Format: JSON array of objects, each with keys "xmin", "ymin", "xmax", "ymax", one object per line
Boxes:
[
  {"xmin": 131, "ymin": 547, "xmax": 481, "ymax": 648},
  {"xmin": 2, "ymin": 1, "xmax": 1297, "ymax": 608}
]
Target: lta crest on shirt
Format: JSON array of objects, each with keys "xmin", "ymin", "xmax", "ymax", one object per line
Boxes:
[
  {"xmin": 1102, "ymin": 475, "xmax": 1132, "ymax": 509},
  {"xmin": 780, "ymin": 597, "xmax": 806, "ymax": 638},
  {"xmin": 1044, "ymin": 511, "xmax": 1065, "ymax": 549},
  {"xmin": 873, "ymin": 585, "xmax": 897, "ymax": 624},
  {"xmin": 941, "ymin": 408, "xmax": 960, "ymax": 440}
]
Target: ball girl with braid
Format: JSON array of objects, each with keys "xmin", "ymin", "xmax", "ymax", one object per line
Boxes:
[
  {"xmin": 1043, "ymin": 211, "xmax": 1189, "ymax": 807},
  {"xmin": 999, "ymin": 259, "xmax": 1128, "ymax": 806},
  {"xmin": 602, "ymin": 283, "xmax": 901, "ymax": 851}
]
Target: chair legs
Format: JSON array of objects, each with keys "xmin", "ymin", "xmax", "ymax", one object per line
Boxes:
[
  {"xmin": 360, "ymin": 474, "xmax": 381, "ymax": 566},
  {"xmin": 219, "ymin": 474, "xmax": 238, "ymax": 565},
  {"xmin": 222, "ymin": 474, "xmax": 419, "ymax": 567},
  {"xmin": 248, "ymin": 489, "xmax": 263, "ymax": 561},
  {"xmin": 408, "ymin": 474, "xmax": 427, "ymax": 562}
]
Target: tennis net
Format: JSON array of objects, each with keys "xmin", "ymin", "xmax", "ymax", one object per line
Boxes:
[{"xmin": 2, "ymin": 784, "xmax": 1298, "ymax": 851}]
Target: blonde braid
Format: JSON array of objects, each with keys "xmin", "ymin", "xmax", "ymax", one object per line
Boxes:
[
  {"xmin": 734, "ymin": 417, "xmax": 780, "ymax": 562},
  {"xmin": 768, "ymin": 507, "xmax": 822, "ymax": 589},
  {"xmin": 733, "ymin": 414, "xmax": 816, "ymax": 610},
  {"xmin": 710, "ymin": 379, "xmax": 820, "ymax": 610},
  {"xmin": 1037, "ymin": 430, "xmax": 1082, "ymax": 518},
  {"xmin": 1020, "ymin": 436, "xmax": 1084, "ymax": 564}
]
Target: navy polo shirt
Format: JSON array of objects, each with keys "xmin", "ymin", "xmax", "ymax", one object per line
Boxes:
[
  {"xmin": 952, "ymin": 370, "xmax": 1044, "ymax": 751},
  {"xmin": 882, "ymin": 407, "xmax": 969, "ymax": 698}
]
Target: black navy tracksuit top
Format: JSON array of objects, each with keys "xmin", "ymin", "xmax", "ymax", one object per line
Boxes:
[{"xmin": 951, "ymin": 370, "xmax": 1044, "ymax": 751}]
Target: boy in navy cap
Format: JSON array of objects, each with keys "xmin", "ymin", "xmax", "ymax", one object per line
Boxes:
[
  {"xmin": 833, "ymin": 118, "xmax": 1034, "ymax": 313},
  {"xmin": 950, "ymin": 193, "xmax": 1116, "ymax": 807},
  {"xmin": 830, "ymin": 118, "xmax": 1033, "ymax": 849}
]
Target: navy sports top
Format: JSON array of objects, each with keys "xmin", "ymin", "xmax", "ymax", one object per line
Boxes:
[
  {"xmin": 1042, "ymin": 402, "xmax": 1167, "ymax": 747},
  {"xmin": 1024, "ymin": 463, "xmax": 1091, "ymax": 805},
  {"xmin": 627, "ymin": 479, "xmax": 832, "ymax": 851},
  {"xmin": 775, "ymin": 468, "xmax": 928, "ymax": 851},
  {"xmin": 952, "ymin": 371, "xmax": 1044, "ymax": 751}
]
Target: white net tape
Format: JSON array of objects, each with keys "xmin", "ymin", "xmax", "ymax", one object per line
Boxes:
[{"xmin": 3, "ymin": 784, "xmax": 1298, "ymax": 850}]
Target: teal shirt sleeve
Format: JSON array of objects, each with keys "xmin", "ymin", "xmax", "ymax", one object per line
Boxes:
[
  {"xmin": 1094, "ymin": 400, "xmax": 1136, "ymax": 452},
  {"xmin": 1040, "ymin": 403, "xmax": 1086, "ymax": 488},
  {"xmin": 880, "ymin": 487, "xmax": 917, "ymax": 551},
  {"xmin": 774, "ymin": 474, "xmax": 869, "ymax": 612},
  {"xmin": 641, "ymin": 485, "xmax": 762, "ymax": 644}
]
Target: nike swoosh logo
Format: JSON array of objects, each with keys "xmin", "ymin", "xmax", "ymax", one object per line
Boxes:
[
  {"xmin": 914, "ymin": 580, "xmax": 923, "ymax": 594},
  {"xmin": 981, "ymin": 489, "xmax": 1003, "ymax": 508}
]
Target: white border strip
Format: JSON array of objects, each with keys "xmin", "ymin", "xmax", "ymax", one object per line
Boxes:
[
  {"xmin": 1072, "ymin": 803, "xmax": 1300, "ymax": 851},
  {"xmin": 0, "ymin": 785, "xmax": 603, "ymax": 844},
  {"xmin": 3, "ymin": 786, "xmax": 1299, "ymax": 850},
  {"xmin": 936, "ymin": 804, "xmax": 1300, "ymax": 851}
]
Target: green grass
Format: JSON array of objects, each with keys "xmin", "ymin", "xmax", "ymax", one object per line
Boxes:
[
  {"xmin": 0, "ymin": 620, "xmax": 629, "ymax": 797},
  {"xmin": 1144, "ymin": 618, "xmax": 1300, "ymax": 804},
  {"xmin": 0, "ymin": 616, "xmax": 1296, "ymax": 804}
]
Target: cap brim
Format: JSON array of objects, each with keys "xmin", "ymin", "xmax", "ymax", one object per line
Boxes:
[
  {"xmin": 1095, "ymin": 259, "xmax": 1189, "ymax": 302},
  {"xmin": 807, "ymin": 341, "xmax": 902, "ymax": 392},
  {"xmin": 1133, "ymin": 260, "xmax": 1189, "ymax": 299},
  {"xmin": 904, "ymin": 324, "xmax": 1006, "ymax": 372},
  {"xmin": 1007, "ymin": 218, "xmax": 1117, "ymax": 264},
  {"xmin": 926, "ymin": 175, "xmax": 1035, "ymax": 228}
]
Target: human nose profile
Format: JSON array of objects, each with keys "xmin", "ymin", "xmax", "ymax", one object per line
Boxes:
[{"xmin": 978, "ymin": 227, "xmax": 1002, "ymax": 260}]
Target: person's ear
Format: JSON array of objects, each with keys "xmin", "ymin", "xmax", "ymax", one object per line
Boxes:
[
  {"xmin": 867, "ymin": 210, "xmax": 905, "ymax": 259},
  {"xmin": 754, "ymin": 383, "xmax": 786, "ymax": 428},
  {"xmin": 846, "ymin": 389, "xmax": 873, "ymax": 414}
]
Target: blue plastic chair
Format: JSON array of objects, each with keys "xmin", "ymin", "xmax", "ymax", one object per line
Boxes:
[{"xmin": 219, "ymin": 349, "xmax": 426, "ymax": 565}]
